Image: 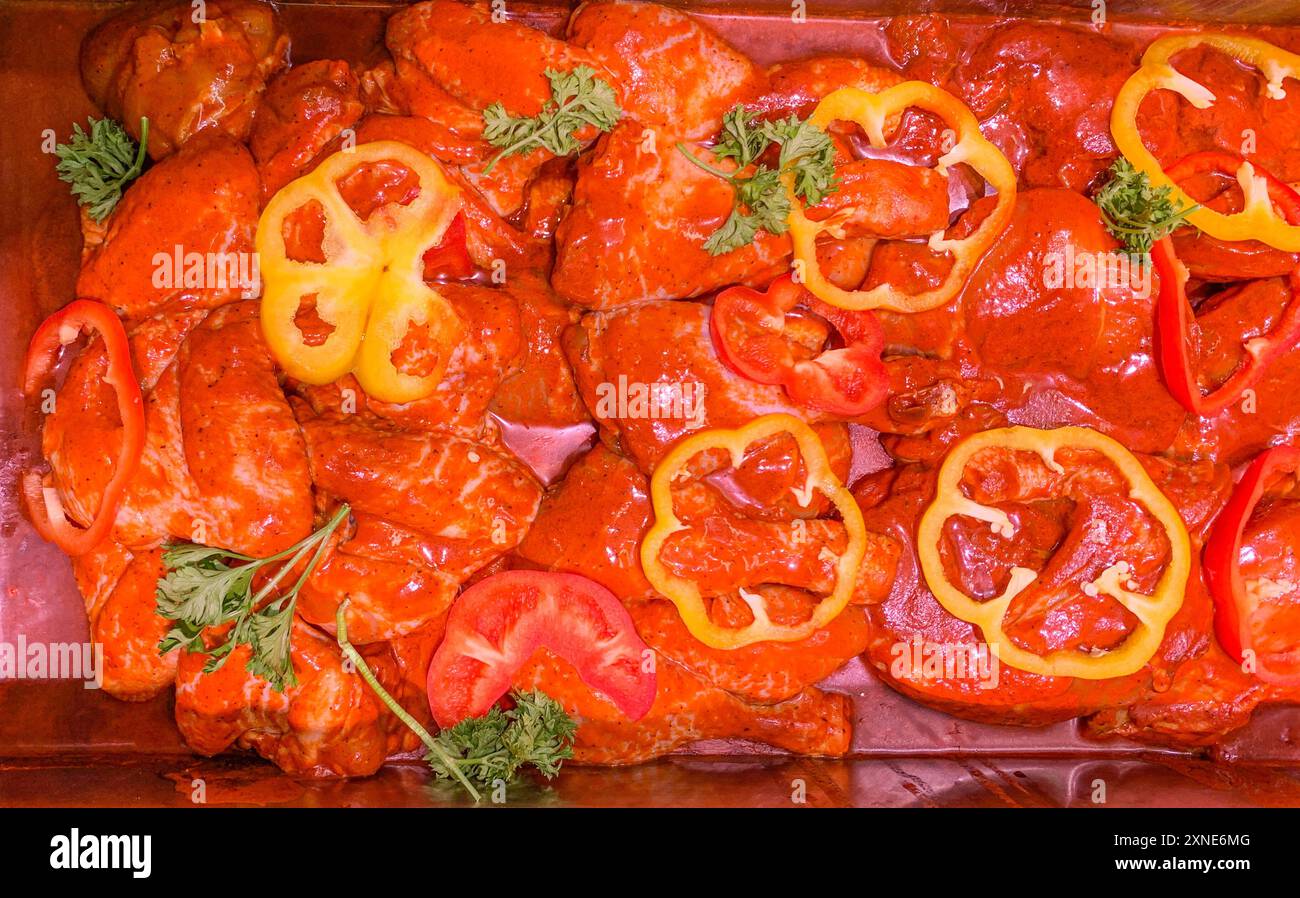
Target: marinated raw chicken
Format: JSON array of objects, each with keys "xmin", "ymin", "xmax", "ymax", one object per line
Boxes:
[
  {"xmin": 80, "ymin": 0, "xmax": 289, "ymax": 158},
  {"xmin": 175, "ymin": 620, "xmax": 437, "ymax": 776},
  {"xmin": 24, "ymin": 0, "xmax": 1300, "ymax": 785},
  {"xmin": 76, "ymin": 135, "xmax": 261, "ymax": 321},
  {"xmin": 73, "ymin": 542, "xmax": 176, "ymax": 701}
]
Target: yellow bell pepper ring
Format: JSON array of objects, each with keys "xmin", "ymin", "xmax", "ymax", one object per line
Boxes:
[
  {"xmin": 256, "ymin": 141, "xmax": 464, "ymax": 403},
  {"xmin": 916, "ymin": 425, "xmax": 1192, "ymax": 680},
  {"xmin": 1111, "ymin": 34, "xmax": 1300, "ymax": 251},
  {"xmin": 638, "ymin": 413, "xmax": 868, "ymax": 650},
  {"xmin": 786, "ymin": 83, "xmax": 1018, "ymax": 313}
]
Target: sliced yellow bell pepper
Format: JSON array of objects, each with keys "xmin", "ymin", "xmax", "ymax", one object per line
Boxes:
[
  {"xmin": 639, "ymin": 414, "xmax": 868, "ymax": 649},
  {"xmin": 916, "ymin": 425, "xmax": 1191, "ymax": 680},
  {"xmin": 1111, "ymin": 33, "xmax": 1300, "ymax": 251},
  {"xmin": 256, "ymin": 141, "xmax": 463, "ymax": 403},
  {"xmin": 786, "ymin": 83, "xmax": 1017, "ymax": 313}
]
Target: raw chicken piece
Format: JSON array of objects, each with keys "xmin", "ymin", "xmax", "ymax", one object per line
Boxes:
[
  {"xmin": 883, "ymin": 14, "xmax": 960, "ymax": 85},
  {"xmin": 175, "ymin": 620, "xmax": 438, "ymax": 777},
  {"xmin": 489, "ymin": 275, "xmax": 589, "ymax": 430},
  {"xmin": 177, "ymin": 302, "xmax": 315, "ymax": 555},
  {"xmin": 954, "ymin": 23, "xmax": 1138, "ymax": 191},
  {"xmin": 856, "ymin": 450, "xmax": 1231, "ymax": 730},
  {"xmin": 954, "ymin": 189, "xmax": 1188, "ymax": 456},
  {"xmin": 752, "ymin": 56, "xmax": 903, "ymax": 120},
  {"xmin": 75, "ymin": 135, "xmax": 260, "ymax": 321},
  {"xmin": 563, "ymin": 300, "xmax": 821, "ymax": 471},
  {"xmin": 514, "ymin": 444, "xmax": 655, "ymax": 600},
  {"xmin": 250, "ymin": 59, "xmax": 365, "ymax": 200},
  {"xmin": 293, "ymin": 406, "xmax": 542, "ymax": 638},
  {"xmin": 1087, "ymin": 647, "xmax": 1268, "ymax": 747},
  {"xmin": 552, "ymin": 120, "xmax": 949, "ymax": 308},
  {"xmin": 359, "ymin": 60, "xmax": 488, "ymax": 162},
  {"xmin": 80, "ymin": 0, "xmax": 289, "ymax": 158},
  {"xmin": 513, "ymin": 649, "xmax": 851, "ymax": 763},
  {"xmin": 298, "ymin": 513, "xmax": 459, "ymax": 645},
  {"xmin": 567, "ymin": 0, "xmax": 764, "ymax": 140},
  {"xmin": 384, "ymin": 0, "xmax": 610, "ymax": 216},
  {"xmin": 628, "ymin": 597, "xmax": 871, "ymax": 704},
  {"xmin": 297, "ymin": 414, "xmax": 541, "ymax": 550},
  {"xmin": 551, "ymin": 121, "xmax": 787, "ymax": 307},
  {"xmin": 72, "ymin": 541, "xmax": 176, "ymax": 701},
  {"xmin": 41, "ymin": 302, "xmax": 312, "ymax": 556},
  {"xmin": 387, "ymin": 0, "xmax": 607, "ymax": 121}
]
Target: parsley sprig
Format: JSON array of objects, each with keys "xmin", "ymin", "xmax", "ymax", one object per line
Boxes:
[
  {"xmin": 155, "ymin": 504, "xmax": 350, "ymax": 692},
  {"xmin": 55, "ymin": 116, "xmax": 149, "ymax": 223},
  {"xmin": 334, "ymin": 602, "xmax": 577, "ymax": 802},
  {"xmin": 481, "ymin": 65, "xmax": 620, "ymax": 174},
  {"xmin": 1094, "ymin": 157, "xmax": 1199, "ymax": 255},
  {"xmin": 677, "ymin": 106, "xmax": 839, "ymax": 255}
]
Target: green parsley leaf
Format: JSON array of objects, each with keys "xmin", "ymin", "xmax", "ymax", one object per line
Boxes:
[
  {"xmin": 54, "ymin": 117, "xmax": 150, "ymax": 222},
  {"xmin": 155, "ymin": 504, "xmax": 350, "ymax": 691},
  {"xmin": 482, "ymin": 65, "xmax": 620, "ymax": 173},
  {"xmin": 677, "ymin": 106, "xmax": 839, "ymax": 255},
  {"xmin": 1094, "ymin": 157, "xmax": 1199, "ymax": 255},
  {"xmin": 425, "ymin": 690, "xmax": 577, "ymax": 791},
  {"xmin": 765, "ymin": 115, "xmax": 838, "ymax": 206},
  {"xmin": 711, "ymin": 107, "xmax": 771, "ymax": 168}
]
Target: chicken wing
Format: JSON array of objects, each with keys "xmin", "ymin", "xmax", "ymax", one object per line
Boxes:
[
  {"xmin": 175, "ymin": 620, "xmax": 437, "ymax": 777},
  {"xmin": 72, "ymin": 541, "xmax": 176, "ymax": 701},
  {"xmin": 563, "ymin": 300, "xmax": 835, "ymax": 471},
  {"xmin": 513, "ymin": 649, "xmax": 851, "ymax": 764}
]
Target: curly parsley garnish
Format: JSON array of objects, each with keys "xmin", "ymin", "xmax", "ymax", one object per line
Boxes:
[
  {"xmin": 1094, "ymin": 157, "xmax": 1198, "ymax": 255},
  {"xmin": 334, "ymin": 602, "xmax": 577, "ymax": 802},
  {"xmin": 677, "ymin": 106, "xmax": 839, "ymax": 256},
  {"xmin": 55, "ymin": 116, "xmax": 149, "ymax": 222},
  {"xmin": 481, "ymin": 65, "xmax": 620, "ymax": 174},
  {"xmin": 155, "ymin": 504, "xmax": 350, "ymax": 692}
]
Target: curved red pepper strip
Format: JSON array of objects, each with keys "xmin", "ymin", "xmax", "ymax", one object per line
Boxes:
[
  {"xmin": 1204, "ymin": 445, "xmax": 1300, "ymax": 685},
  {"xmin": 1155, "ymin": 152, "xmax": 1300, "ymax": 417},
  {"xmin": 421, "ymin": 211, "xmax": 474, "ymax": 280},
  {"xmin": 21, "ymin": 300, "xmax": 145, "ymax": 555},
  {"xmin": 1165, "ymin": 151, "xmax": 1300, "ymax": 224},
  {"xmin": 709, "ymin": 275, "xmax": 888, "ymax": 416},
  {"xmin": 1153, "ymin": 239, "xmax": 1300, "ymax": 418}
]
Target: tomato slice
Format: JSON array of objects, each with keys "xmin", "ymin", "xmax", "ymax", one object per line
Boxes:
[
  {"xmin": 426, "ymin": 571, "xmax": 657, "ymax": 727},
  {"xmin": 710, "ymin": 274, "xmax": 888, "ymax": 416}
]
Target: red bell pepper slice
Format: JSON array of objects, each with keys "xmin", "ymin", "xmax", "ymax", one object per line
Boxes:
[
  {"xmin": 1165, "ymin": 151, "xmax": 1300, "ymax": 225},
  {"xmin": 709, "ymin": 274, "xmax": 888, "ymax": 416},
  {"xmin": 421, "ymin": 211, "xmax": 475, "ymax": 281},
  {"xmin": 1154, "ymin": 237, "xmax": 1300, "ymax": 417},
  {"xmin": 425, "ymin": 571, "xmax": 657, "ymax": 728},
  {"xmin": 1204, "ymin": 445, "xmax": 1300, "ymax": 686},
  {"xmin": 21, "ymin": 299, "xmax": 145, "ymax": 555},
  {"xmin": 1154, "ymin": 153, "xmax": 1300, "ymax": 417}
]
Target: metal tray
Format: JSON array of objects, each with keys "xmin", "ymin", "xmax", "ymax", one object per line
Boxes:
[{"xmin": 2, "ymin": 0, "xmax": 1299, "ymax": 807}]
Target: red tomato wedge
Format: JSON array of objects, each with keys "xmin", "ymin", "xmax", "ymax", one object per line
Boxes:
[
  {"xmin": 426, "ymin": 571, "xmax": 657, "ymax": 728},
  {"xmin": 710, "ymin": 274, "xmax": 888, "ymax": 416}
]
